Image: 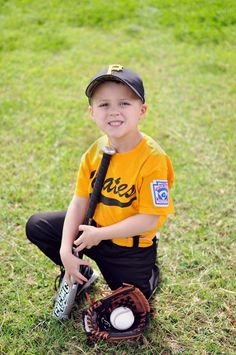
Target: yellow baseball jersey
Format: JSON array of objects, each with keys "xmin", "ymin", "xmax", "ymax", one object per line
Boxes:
[{"xmin": 75, "ymin": 134, "xmax": 174, "ymax": 247}]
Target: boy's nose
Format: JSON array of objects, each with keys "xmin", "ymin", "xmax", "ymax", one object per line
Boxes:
[
  {"xmin": 109, "ymin": 109, "xmax": 120, "ymax": 116},
  {"xmin": 110, "ymin": 111, "xmax": 119, "ymax": 116}
]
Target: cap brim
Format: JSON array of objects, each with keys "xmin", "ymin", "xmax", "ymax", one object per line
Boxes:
[
  {"xmin": 85, "ymin": 75, "xmax": 121, "ymax": 98},
  {"xmin": 85, "ymin": 75, "xmax": 145, "ymax": 103}
]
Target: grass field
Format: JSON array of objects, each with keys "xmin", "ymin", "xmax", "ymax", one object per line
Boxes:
[{"xmin": 0, "ymin": 0, "xmax": 236, "ymax": 354}]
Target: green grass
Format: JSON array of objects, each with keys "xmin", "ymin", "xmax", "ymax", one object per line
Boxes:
[{"xmin": 0, "ymin": 0, "xmax": 236, "ymax": 353}]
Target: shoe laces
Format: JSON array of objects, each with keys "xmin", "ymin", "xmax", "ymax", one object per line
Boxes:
[{"xmin": 54, "ymin": 266, "xmax": 65, "ymax": 291}]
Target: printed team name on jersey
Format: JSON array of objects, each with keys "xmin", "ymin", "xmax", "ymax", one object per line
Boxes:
[
  {"xmin": 151, "ymin": 180, "xmax": 169, "ymax": 207},
  {"xmin": 103, "ymin": 177, "xmax": 135, "ymax": 198},
  {"xmin": 91, "ymin": 171, "xmax": 136, "ymax": 208}
]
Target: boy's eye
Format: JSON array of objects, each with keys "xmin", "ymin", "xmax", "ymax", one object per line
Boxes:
[
  {"xmin": 98, "ymin": 103, "xmax": 109, "ymax": 107},
  {"xmin": 120, "ymin": 101, "xmax": 130, "ymax": 106}
]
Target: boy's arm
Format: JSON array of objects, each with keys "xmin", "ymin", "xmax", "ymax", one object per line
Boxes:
[
  {"xmin": 60, "ymin": 195, "xmax": 90, "ymax": 284},
  {"xmin": 74, "ymin": 214, "xmax": 159, "ymax": 252}
]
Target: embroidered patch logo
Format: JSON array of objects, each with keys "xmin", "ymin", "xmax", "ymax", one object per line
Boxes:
[{"xmin": 151, "ymin": 180, "xmax": 169, "ymax": 207}]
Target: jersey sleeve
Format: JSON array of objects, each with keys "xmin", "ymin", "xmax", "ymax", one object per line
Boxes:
[
  {"xmin": 74, "ymin": 136, "xmax": 108, "ymax": 198},
  {"xmin": 138, "ymin": 154, "xmax": 174, "ymax": 216},
  {"xmin": 75, "ymin": 153, "xmax": 90, "ymax": 198}
]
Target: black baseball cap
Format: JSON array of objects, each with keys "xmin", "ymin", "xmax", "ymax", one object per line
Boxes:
[{"xmin": 85, "ymin": 64, "xmax": 145, "ymax": 103}]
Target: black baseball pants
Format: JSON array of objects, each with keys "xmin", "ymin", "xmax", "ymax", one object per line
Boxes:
[{"xmin": 26, "ymin": 210, "xmax": 158, "ymax": 298}]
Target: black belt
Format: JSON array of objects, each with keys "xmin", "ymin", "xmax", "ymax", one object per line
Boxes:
[
  {"xmin": 132, "ymin": 235, "xmax": 140, "ymax": 247},
  {"xmin": 132, "ymin": 235, "xmax": 157, "ymax": 248}
]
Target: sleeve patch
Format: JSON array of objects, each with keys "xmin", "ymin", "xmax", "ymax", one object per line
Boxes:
[{"xmin": 151, "ymin": 180, "xmax": 169, "ymax": 207}]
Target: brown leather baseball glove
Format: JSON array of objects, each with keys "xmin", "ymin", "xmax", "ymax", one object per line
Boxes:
[{"xmin": 82, "ymin": 283, "xmax": 150, "ymax": 341}]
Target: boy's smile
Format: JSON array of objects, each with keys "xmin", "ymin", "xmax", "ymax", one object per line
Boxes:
[{"xmin": 89, "ymin": 81, "xmax": 147, "ymax": 152}]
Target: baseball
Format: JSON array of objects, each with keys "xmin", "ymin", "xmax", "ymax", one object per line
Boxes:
[{"xmin": 110, "ymin": 306, "xmax": 135, "ymax": 331}]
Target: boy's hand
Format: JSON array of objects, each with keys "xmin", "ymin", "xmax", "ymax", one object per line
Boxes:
[
  {"xmin": 60, "ymin": 250, "xmax": 90, "ymax": 285},
  {"xmin": 74, "ymin": 225, "xmax": 102, "ymax": 252}
]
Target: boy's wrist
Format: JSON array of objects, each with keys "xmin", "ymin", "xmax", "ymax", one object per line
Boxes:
[
  {"xmin": 96, "ymin": 226, "xmax": 111, "ymax": 242},
  {"xmin": 94, "ymin": 227, "xmax": 102, "ymax": 242},
  {"xmin": 60, "ymin": 246, "xmax": 73, "ymax": 257}
]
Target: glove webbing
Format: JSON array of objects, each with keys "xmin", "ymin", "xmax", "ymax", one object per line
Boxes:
[{"xmin": 83, "ymin": 284, "xmax": 150, "ymax": 341}]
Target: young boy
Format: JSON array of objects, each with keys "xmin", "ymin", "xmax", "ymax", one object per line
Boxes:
[{"xmin": 26, "ymin": 64, "xmax": 174, "ymax": 302}]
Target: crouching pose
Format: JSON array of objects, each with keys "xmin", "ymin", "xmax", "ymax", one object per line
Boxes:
[{"xmin": 26, "ymin": 64, "xmax": 174, "ymax": 317}]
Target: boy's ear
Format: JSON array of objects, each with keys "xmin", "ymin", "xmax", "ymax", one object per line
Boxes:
[
  {"xmin": 88, "ymin": 105, "xmax": 94, "ymax": 119},
  {"xmin": 139, "ymin": 103, "xmax": 148, "ymax": 120}
]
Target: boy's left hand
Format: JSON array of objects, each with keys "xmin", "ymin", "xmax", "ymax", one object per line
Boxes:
[{"xmin": 74, "ymin": 225, "xmax": 101, "ymax": 252}]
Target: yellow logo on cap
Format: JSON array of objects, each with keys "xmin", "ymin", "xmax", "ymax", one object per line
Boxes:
[{"xmin": 107, "ymin": 64, "xmax": 123, "ymax": 75}]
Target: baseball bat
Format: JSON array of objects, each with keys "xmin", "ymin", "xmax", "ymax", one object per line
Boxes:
[{"xmin": 53, "ymin": 146, "xmax": 116, "ymax": 320}]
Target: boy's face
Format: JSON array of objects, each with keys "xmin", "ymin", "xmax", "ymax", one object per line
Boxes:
[{"xmin": 89, "ymin": 81, "xmax": 147, "ymax": 144}]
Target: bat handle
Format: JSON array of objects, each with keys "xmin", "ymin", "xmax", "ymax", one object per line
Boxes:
[{"xmin": 84, "ymin": 146, "xmax": 116, "ymax": 223}]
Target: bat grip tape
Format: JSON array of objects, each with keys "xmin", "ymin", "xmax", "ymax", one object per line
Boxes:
[{"xmin": 84, "ymin": 152, "xmax": 112, "ymax": 224}]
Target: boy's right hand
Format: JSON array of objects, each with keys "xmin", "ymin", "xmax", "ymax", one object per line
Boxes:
[{"xmin": 60, "ymin": 251, "xmax": 90, "ymax": 286}]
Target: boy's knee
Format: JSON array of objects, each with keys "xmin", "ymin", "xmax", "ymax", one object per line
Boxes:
[{"xmin": 25, "ymin": 213, "xmax": 41, "ymax": 241}]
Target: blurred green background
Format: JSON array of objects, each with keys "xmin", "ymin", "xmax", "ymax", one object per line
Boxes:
[{"xmin": 0, "ymin": 1, "xmax": 235, "ymax": 354}]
